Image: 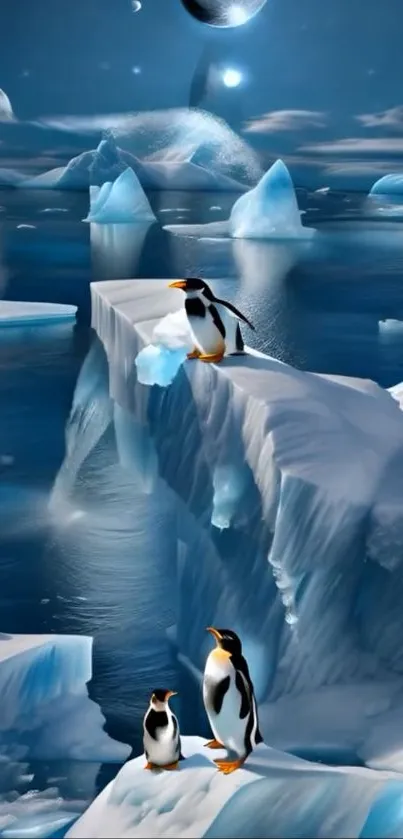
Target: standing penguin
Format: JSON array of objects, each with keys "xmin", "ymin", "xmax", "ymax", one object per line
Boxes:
[
  {"xmin": 168, "ymin": 278, "xmax": 255, "ymax": 363},
  {"xmin": 203, "ymin": 628, "xmax": 263, "ymax": 774},
  {"xmin": 143, "ymin": 689, "xmax": 182, "ymax": 770}
]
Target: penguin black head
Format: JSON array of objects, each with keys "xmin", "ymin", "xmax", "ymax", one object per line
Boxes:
[
  {"xmin": 206, "ymin": 627, "xmax": 242, "ymax": 657},
  {"xmin": 168, "ymin": 277, "xmax": 214, "ymax": 300},
  {"xmin": 150, "ymin": 689, "xmax": 178, "ymax": 708}
]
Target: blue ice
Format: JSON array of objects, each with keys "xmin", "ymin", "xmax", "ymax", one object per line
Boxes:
[
  {"xmin": 229, "ymin": 159, "xmax": 313, "ymax": 240},
  {"xmin": 83, "ymin": 168, "xmax": 156, "ymax": 224},
  {"xmin": 135, "ymin": 344, "xmax": 187, "ymax": 387},
  {"xmin": 0, "ymin": 301, "xmax": 77, "ymax": 328},
  {"xmin": 370, "ymin": 174, "xmax": 403, "ymax": 196},
  {"xmin": 211, "ymin": 464, "xmax": 248, "ymax": 530}
]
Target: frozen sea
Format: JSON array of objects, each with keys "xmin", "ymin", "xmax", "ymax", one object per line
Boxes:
[{"xmin": 2, "ymin": 185, "xmax": 403, "ymax": 825}]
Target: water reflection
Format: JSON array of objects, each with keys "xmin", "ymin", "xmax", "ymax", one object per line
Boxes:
[{"xmin": 90, "ymin": 222, "xmax": 152, "ymax": 281}]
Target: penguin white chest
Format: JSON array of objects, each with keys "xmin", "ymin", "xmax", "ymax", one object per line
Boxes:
[
  {"xmin": 143, "ymin": 711, "xmax": 179, "ymax": 766},
  {"xmin": 189, "ymin": 314, "xmax": 225, "ymax": 355},
  {"xmin": 203, "ymin": 651, "xmax": 247, "ymax": 757}
]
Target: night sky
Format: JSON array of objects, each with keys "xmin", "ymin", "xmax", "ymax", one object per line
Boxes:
[{"xmin": 1, "ymin": 0, "xmax": 403, "ymax": 188}]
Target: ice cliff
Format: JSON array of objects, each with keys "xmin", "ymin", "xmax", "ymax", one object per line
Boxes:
[
  {"xmin": 68, "ymin": 736, "xmax": 403, "ymax": 839},
  {"xmin": 49, "ymin": 277, "xmax": 403, "ymax": 765}
]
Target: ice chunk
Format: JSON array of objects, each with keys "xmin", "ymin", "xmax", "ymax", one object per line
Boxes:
[
  {"xmin": 83, "ymin": 168, "xmax": 156, "ymax": 224},
  {"xmin": 68, "ymin": 736, "xmax": 403, "ymax": 839},
  {"xmin": 370, "ymin": 174, "xmax": 403, "ymax": 196},
  {"xmin": 0, "ymin": 634, "xmax": 128, "ymax": 763},
  {"xmin": 135, "ymin": 344, "xmax": 187, "ymax": 387},
  {"xmin": 0, "ymin": 302, "xmax": 77, "ymax": 328},
  {"xmin": 211, "ymin": 464, "xmax": 248, "ymax": 530},
  {"xmin": 229, "ymin": 160, "xmax": 314, "ymax": 240},
  {"xmin": 135, "ymin": 309, "xmax": 192, "ymax": 387}
]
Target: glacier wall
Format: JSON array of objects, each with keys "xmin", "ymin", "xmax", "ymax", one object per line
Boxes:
[
  {"xmin": 0, "ymin": 634, "xmax": 128, "ymax": 763},
  {"xmin": 55, "ymin": 278, "xmax": 403, "ymax": 746}
]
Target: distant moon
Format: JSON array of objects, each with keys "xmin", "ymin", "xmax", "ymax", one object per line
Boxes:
[
  {"xmin": 131, "ymin": 0, "xmax": 142, "ymax": 11},
  {"xmin": 180, "ymin": 0, "xmax": 267, "ymax": 27},
  {"xmin": 222, "ymin": 68, "xmax": 242, "ymax": 87},
  {"xmin": 0, "ymin": 89, "xmax": 14, "ymax": 122}
]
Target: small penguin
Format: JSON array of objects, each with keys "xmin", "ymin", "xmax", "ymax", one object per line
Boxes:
[
  {"xmin": 168, "ymin": 277, "xmax": 255, "ymax": 363},
  {"xmin": 143, "ymin": 689, "xmax": 182, "ymax": 770},
  {"xmin": 203, "ymin": 627, "xmax": 263, "ymax": 774}
]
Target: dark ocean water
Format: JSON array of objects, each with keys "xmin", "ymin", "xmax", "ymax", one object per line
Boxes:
[{"xmin": 1, "ymin": 185, "xmax": 403, "ymax": 817}]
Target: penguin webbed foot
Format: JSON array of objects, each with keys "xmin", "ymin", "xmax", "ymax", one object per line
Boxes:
[
  {"xmin": 205, "ymin": 739, "xmax": 225, "ymax": 750},
  {"xmin": 144, "ymin": 761, "xmax": 156, "ymax": 770},
  {"xmin": 214, "ymin": 756, "xmax": 246, "ymax": 775},
  {"xmin": 162, "ymin": 761, "xmax": 180, "ymax": 770},
  {"xmin": 199, "ymin": 352, "xmax": 224, "ymax": 364},
  {"xmin": 187, "ymin": 348, "xmax": 201, "ymax": 360}
]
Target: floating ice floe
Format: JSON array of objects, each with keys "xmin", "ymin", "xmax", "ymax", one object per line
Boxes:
[{"xmin": 0, "ymin": 301, "xmax": 77, "ymax": 328}]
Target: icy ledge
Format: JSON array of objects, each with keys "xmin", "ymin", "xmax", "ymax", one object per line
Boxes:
[
  {"xmin": 0, "ymin": 634, "xmax": 129, "ymax": 763},
  {"xmin": 90, "ymin": 279, "xmax": 403, "ymax": 705},
  {"xmin": 68, "ymin": 736, "xmax": 403, "ymax": 838}
]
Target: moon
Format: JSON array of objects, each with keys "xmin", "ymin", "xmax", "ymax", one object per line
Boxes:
[{"xmin": 180, "ymin": 0, "xmax": 267, "ymax": 27}]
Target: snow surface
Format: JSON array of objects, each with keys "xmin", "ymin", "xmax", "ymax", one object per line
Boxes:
[
  {"xmin": 83, "ymin": 168, "xmax": 156, "ymax": 224},
  {"xmin": 0, "ymin": 302, "xmax": 77, "ymax": 328},
  {"xmin": 165, "ymin": 160, "xmax": 314, "ymax": 240},
  {"xmin": 0, "ymin": 633, "xmax": 128, "ymax": 763},
  {"xmin": 89, "ymin": 279, "xmax": 403, "ymax": 714},
  {"xmin": 68, "ymin": 735, "xmax": 403, "ymax": 838}
]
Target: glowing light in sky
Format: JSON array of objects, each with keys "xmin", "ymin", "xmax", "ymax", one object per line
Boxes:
[
  {"xmin": 227, "ymin": 5, "xmax": 249, "ymax": 25},
  {"xmin": 222, "ymin": 68, "xmax": 242, "ymax": 88},
  {"xmin": 131, "ymin": 0, "xmax": 142, "ymax": 11}
]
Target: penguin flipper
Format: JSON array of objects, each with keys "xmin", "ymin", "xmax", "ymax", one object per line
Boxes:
[
  {"xmin": 235, "ymin": 669, "xmax": 251, "ymax": 719},
  {"xmin": 215, "ymin": 298, "xmax": 255, "ymax": 331},
  {"xmin": 255, "ymin": 728, "xmax": 264, "ymax": 745}
]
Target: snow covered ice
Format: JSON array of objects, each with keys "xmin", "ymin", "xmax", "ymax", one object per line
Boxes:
[
  {"xmin": 84, "ymin": 168, "xmax": 156, "ymax": 224},
  {"xmin": 68, "ymin": 736, "xmax": 403, "ymax": 839}
]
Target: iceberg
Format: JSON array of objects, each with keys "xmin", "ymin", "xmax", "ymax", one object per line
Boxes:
[
  {"xmin": 0, "ymin": 633, "xmax": 128, "ymax": 763},
  {"xmin": 85, "ymin": 280, "xmax": 403, "ymax": 712},
  {"xmin": 370, "ymin": 174, "xmax": 403, "ymax": 196},
  {"xmin": 0, "ymin": 301, "xmax": 77, "ymax": 328},
  {"xmin": 68, "ymin": 736, "xmax": 403, "ymax": 839},
  {"xmin": 135, "ymin": 308, "xmax": 192, "ymax": 387},
  {"xmin": 83, "ymin": 168, "xmax": 156, "ymax": 224},
  {"xmin": 165, "ymin": 161, "xmax": 314, "ymax": 240},
  {"xmin": 229, "ymin": 159, "xmax": 314, "ymax": 240}
]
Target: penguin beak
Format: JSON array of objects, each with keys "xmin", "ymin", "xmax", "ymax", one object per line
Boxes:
[
  {"xmin": 168, "ymin": 280, "xmax": 187, "ymax": 290},
  {"xmin": 206, "ymin": 627, "xmax": 222, "ymax": 644},
  {"xmin": 166, "ymin": 690, "xmax": 178, "ymax": 699}
]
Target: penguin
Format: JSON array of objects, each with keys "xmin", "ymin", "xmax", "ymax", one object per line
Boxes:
[
  {"xmin": 168, "ymin": 277, "xmax": 255, "ymax": 363},
  {"xmin": 143, "ymin": 689, "xmax": 182, "ymax": 770},
  {"xmin": 203, "ymin": 628, "xmax": 263, "ymax": 774}
]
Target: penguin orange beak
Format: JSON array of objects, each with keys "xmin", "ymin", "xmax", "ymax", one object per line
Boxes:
[
  {"xmin": 168, "ymin": 280, "xmax": 187, "ymax": 290},
  {"xmin": 166, "ymin": 690, "xmax": 178, "ymax": 699},
  {"xmin": 206, "ymin": 627, "xmax": 222, "ymax": 643}
]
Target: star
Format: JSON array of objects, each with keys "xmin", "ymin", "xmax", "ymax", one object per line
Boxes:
[{"xmin": 131, "ymin": 66, "xmax": 141, "ymax": 75}]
